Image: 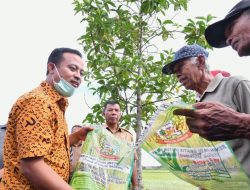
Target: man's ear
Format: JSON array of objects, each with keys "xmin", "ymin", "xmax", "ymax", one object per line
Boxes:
[
  {"xmin": 197, "ymin": 55, "xmax": 206, "ymax": 70},
  {"xmin": 47, "ymin": 62, "xmax": 55, "ymax": 75}
]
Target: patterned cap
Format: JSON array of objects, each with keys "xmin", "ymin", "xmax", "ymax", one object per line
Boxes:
[{"xmin": 162, "ymin": 44, "xmax": 209, "ymax": 75}]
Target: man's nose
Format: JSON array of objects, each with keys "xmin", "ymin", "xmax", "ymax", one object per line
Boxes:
[
  {"xmin": 111, "ymin": 110, "xmax": 118, "ymax": 114},
  {"xmin": 74, "ymin": 71, "xmax": 82, "ymax": 82}
]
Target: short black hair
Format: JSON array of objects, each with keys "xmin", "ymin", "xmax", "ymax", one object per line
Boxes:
[
  {"xmin": 71, "ymin": 125, "xmax": 82, "ymax": 133},
  {"xmin": 46, "ymin": 47, "xmax": 82, "ymax": 75},
  {"xmin": 103, "ymin": 100, "xmax": 121, "ymax": 113}
]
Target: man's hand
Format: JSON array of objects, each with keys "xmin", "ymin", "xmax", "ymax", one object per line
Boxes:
[
  {"xmin": 69, "ymin": 126, "xmax": 94, "ymax": 146},
  {"xmin": 174, "ymin": 101, "xmax": 250, "ymax": 141},
  {"xmin": 132, "ymin": 159, "xmax": 138, "ymax": 189}
]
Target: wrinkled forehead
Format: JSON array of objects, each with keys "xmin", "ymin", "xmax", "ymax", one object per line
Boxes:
[
  {"xmin": 105, "ymin": 104, "xmax": 121, "ymax": 110},
  {"xmin": 224, "ymin": 12, "xmax": 250, "ymax": 38},
  {"xmin": 224, "ymin": 16, "xmax": 239, "ymax": 37},
  {"xmin": 172, "ymin": 57, "xmax": 195, "ymax": 73}
]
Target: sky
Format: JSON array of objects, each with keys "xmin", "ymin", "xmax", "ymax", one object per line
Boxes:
[{"xmin": 0, "ymin": 0, "xmax": 249, "ymax": 166}]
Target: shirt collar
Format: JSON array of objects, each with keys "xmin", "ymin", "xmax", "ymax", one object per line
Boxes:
[
  {"xmin": 198, "ymin": 73, "xmax": 224, "ymax": 101},
  {"xmin": 40, "ymin": 81, "xmax": 69, "ymax": 112},
  {"xmin": 105, "ymin": 125, "xmax": 121, "ymax": 134}
]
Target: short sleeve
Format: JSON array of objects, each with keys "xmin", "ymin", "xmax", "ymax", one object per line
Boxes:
[
  {"xmin": 16, "ymin": 97, "xmax": 53, "ymax": 159},
  {"xmin": 233, "ymin": 80, "xmax": 250, "ymax": 113}
]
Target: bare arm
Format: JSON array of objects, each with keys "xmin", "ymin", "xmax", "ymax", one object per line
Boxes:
[
  {"xmin": 20, "ymin": 157, "xmax": 73, "ymax": 190},
  {"xmin": 174, "ymin": 101, "xmax": 250, "ymax": 141},
  {"xmin": 69, "ymin": 126, "xmax": 93, "ymax": 146},
  {"xmin": 0, "ymin": 168, "xmax": 3, "ymax": 179}
]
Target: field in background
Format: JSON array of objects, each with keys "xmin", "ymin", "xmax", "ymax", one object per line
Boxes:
[{"xmin": 142, "ymin": 169, "xmax": 199, "ymax": 190}]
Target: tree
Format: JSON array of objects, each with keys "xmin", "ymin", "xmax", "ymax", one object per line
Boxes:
[{"xmin": 73, "ymin": 0, "xmax": 214, "ymax": 188}]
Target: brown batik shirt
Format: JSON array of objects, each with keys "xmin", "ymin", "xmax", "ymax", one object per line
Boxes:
[{"xmin": 1, "ymin": 81, "xmax": 70, "ymax": 190}]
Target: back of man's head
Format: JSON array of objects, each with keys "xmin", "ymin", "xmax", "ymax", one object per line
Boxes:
[{"xmin": 71, "ymin": 125, "xmax": 82, "ymax": 133}]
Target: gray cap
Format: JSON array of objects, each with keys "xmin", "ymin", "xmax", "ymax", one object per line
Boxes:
[{"xmin": 162, "ymin": 44, "xmax": 209, "ymax": 75}]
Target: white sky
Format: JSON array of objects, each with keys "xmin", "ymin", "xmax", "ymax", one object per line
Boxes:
[{"xmin": 0, "ymin": 0, "xmax": 249, "ymax": 166}]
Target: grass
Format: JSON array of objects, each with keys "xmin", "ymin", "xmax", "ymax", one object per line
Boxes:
[{"xmin": 142, "ymin": 169, "xmax": 199, "ymax": 190}]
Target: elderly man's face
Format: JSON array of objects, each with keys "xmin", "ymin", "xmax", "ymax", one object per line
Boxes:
[
  {"xmin": 103, "ymin": 104, "xmax": 121, "ymax": 126},
  {"xmin": 172, "ymin": 57, "xmax": 202, "ymax": 91},
  {"xmin": 225, "ymin": 13, "xmax": 250, "ymax": 56}
]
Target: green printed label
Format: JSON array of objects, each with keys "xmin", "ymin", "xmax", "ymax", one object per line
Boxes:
[
  {"xmin": 70, "ymin": 127, "xmax": 134, "ymax": 190},
  {"xmin": 142, "ymin": 101, "xmax": 250, "ymax": 190}
]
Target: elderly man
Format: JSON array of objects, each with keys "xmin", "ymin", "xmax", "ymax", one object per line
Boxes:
[
  {"xmin": 173, "ymin": 0, "xmax": 250, "ymax": 142},
  {"xmin": 162, "ymin": 44, "xmax": 250, "ymax": 178}
]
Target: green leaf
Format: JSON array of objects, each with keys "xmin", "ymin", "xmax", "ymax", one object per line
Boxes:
[
  {"xmin": 147, "ymin": 56, "xmax": 154, "ymax": 61},
  {"xmin": 163, "ymin": 19, "xmax": 174, "ymax": 25}
]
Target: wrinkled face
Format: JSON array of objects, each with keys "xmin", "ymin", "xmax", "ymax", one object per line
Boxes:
[
  {"xmin": 49, "ymin": 52, "xmax": 84, "ymax": 88},
  {"xmin": 225, "ymin": 14, "xmax": 250, "ymax": 56},
  {"xmin": 103, "ymin": 104, "xmax": 121, "ymax": 126},
  {"xmin": 172, "ymin": 57, "xmax": 203, "ymax": 91}
]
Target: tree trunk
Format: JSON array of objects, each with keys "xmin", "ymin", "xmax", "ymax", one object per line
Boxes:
[
  {"xmin": 136, "ymin": 137, "xmax": 143, "ymax": 189},
  {"xmin": 135, "ymin": 1, "xmax": 144, "ymax": 188}
]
